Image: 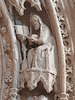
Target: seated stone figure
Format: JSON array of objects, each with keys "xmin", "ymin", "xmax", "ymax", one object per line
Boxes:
[
  {"xmin": 26, "ymin": 14, "xmax": 57, "ymax": 93},
  {"xmin": 17, "ymin": 14, "xmax": 57, "ymax": 93},
  {"xmin": 27, "ymin": 14, "xmax": 57, "ymax": 73}
]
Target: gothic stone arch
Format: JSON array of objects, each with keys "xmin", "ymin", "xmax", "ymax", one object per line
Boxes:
[{"xmin": 0, "ymin": 0, "xmax": 74, "ymax": 100}]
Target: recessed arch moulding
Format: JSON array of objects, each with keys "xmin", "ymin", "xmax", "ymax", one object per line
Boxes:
[{"xmin": 0, "ymin": 0, "xmax": 74, "ymax": 100}]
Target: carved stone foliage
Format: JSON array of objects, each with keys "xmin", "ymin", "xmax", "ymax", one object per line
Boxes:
[
  {"xmin": 0, "ymin": 8, "xmax": 18, "ymax": 100},
  {"xmin": 3, "ymin": 44, "xmax": 13, "ymax": 89},
  {"xmin": 4, "ymin": 88, "xmax": 18, "ymax": 100},
  {"xmin": 52, "ymin": 0, "xmax": 74, "ymax": 99},
  {"xmin": 7, "ymin": 0, "xmax": 42, "ymax": 15}
]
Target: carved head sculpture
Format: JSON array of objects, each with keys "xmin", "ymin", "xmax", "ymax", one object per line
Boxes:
[
  {"xmin": 30, "ymin": 14, "xmax": 51, "ymax": 38},
  {"xmin": 32, "ymin": 95, "xmax": 48, "ymax": 100},
  {"xmin": 30, "ymin": 14, "xmax": 45, "ymax": 38},
  {"xmin": 38, "ymin": 95, "xmax": 48, "ymax": 100},
  {"xmin": 30, "ymin": 15, "xmax": 41, "ymax": 30}
]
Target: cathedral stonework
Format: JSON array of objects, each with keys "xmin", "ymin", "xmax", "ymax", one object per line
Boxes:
[{"xmin": 0, "ymin": 0, "xmax": 75, "ymax": 100}]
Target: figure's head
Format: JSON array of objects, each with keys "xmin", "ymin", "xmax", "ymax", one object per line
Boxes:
[
  {"xmin": 38, "ymin": 95, "xmax": 48, "ymax": 100},
  {"xmin": 32, "ymin": 95, "xmax": 48, "ymax": 100},
  {"xmin": 30, "ymin": 15, "xmax": 41, "ymax": 30}
]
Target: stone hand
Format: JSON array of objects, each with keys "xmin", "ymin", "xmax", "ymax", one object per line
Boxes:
[{"xmin": 16, "ymin": 34, "xmax": 28, "ymax": 41}]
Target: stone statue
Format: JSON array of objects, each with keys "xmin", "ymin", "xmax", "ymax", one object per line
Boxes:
[
  {"xmin": 17, "ymin": 14, "xmax": 57, "ymax": 93},
  {"xmin": 0, "ymin": 0, "xmax": 74, "ymax": 99},
  {"xmin": 27, "ymin": 14, "xmax": 57, "ymax": 74}
]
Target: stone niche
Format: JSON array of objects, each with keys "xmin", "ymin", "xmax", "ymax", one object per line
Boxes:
[
  {"xmin": 0, "ymin": 0, "xmax": 75, "ymax": 100},
  {"xmin": 14, "ymin": 1, "xmax": 58, "ymax": 100}
]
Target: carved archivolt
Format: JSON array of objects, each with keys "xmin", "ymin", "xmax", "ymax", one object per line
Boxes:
[
  {"xmin": 52, "ymin": 0, "xmax": 73, "ymax": 88},
  {"xmin": 0, "ymin": 0, "xmax": 74, "ymax": 100},
  {"xmin": 50, "ymin": 0, "xmax": 74, "ymax": 99}
]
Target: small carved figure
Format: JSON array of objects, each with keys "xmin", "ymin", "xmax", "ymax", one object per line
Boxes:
[
  {"xmin": 4, "ymin": 89, "xmax": 9, "ymax": 100},
  {"xmin": 0, "ymin": 27, "xmax": 7, "ymax": 37},
  {"xmin": 0, "ymin": 11, "xmax": 2, "ymax": 18}
]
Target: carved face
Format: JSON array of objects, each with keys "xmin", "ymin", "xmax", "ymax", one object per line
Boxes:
[{"xmin": 31, "ymin": 16, "xmax": 40, "ymax": 30}]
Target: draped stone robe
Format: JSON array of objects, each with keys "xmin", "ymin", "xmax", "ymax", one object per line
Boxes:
[{"xmin": 24, "ymin": 15, "xmax": 57, "ymax": 93}]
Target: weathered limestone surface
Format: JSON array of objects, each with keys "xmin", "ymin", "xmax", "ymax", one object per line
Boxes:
[{"xmin": 0, "ymin": 0, "xmax": 75, "ymax": 100}]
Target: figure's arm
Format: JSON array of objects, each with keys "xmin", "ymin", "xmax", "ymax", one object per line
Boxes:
[
  {"xmin": 16, "ymin": 34, "xmax": 30, "ymax": 41},
  {"xmin": 27, "ymin": 37, "xmax": 44, "ymax": 47},
  {"xmin": 33, "ymin": 39, "xmax": 44, "ymax": 45}
]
